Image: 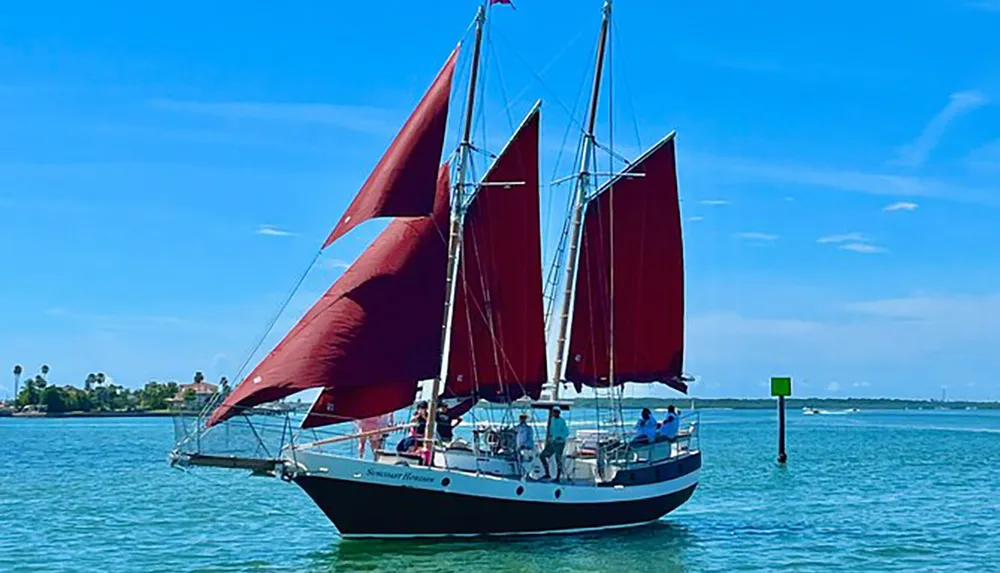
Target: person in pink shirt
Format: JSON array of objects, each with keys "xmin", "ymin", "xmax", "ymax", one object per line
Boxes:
[{"xmin": 356, "ymin": 411, "xmax": 394, "ymax": 459}]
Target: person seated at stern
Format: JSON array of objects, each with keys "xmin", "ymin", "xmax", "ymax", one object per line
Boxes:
[{"xmin": 632, "ymin": 407, "xmax": 657, "ymax": 443}]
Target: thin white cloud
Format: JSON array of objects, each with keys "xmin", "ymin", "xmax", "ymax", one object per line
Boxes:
[
  {"xmin": 853, "ymin": 381, "xmax": 872, "ymax": 388},
  {"xmin": 844, "ymin": 293, "xmax": 1000, "ymax": 321},
  {"xmin": 695, "ymin": 154, "xmax": 982, "ymax": 203},
  {"xmin": 890, "ymin": 90, "xmax": 988, "ymax": 167},
  {"xmin": 317, "ymin": 258, "xmax": 352, "ymax": 271},
  {"xmin": 826, "ymin": 382, "xmax": 841, "ymax": 392},
  {"xmin": 817, "ymin": 232, "xmax": 868, "ymax": 244},
  {"xmin": 256, "ymin": 225, "xmax": 295, "ymax": 237},
  {"xmin": 965, "ymin": 140, "xmax": 1000, "ymax": 172},
  {"xmin": 967, "ymin": 1, "xmax": 1000, "ymax": 11},
  {"xmin": 687, "ymin": 216, "xmax": 705, "ymax": 222},
  {"xmin": 736, "ymin": 232, "xmax": 779, "ymax": 241},
  {"xmin": 699, "ymin": 199, "xmax": 730, "ymax": 206},
  {"xmin": 883, "ymin": 201, "xmax": 918, "ymax": 212},
  {"xmin": 839, "ymin": 243, "xmax": 887, "ymax": 254},
  {"xmin": 148, "ymin": 99, "xmax": 396, "ymax": 135},
  {"xmin": 43, "ymin": 309, "xmax": 200, "ymax": 332},
  {"xmin": 662, "ymin": 151, "xmax": 1000, "ymax": 207},
  {"xmin": 783, "ymin": 196, "xmax": 795, "ymax": 202},
  {"xmin": 683, "ymin": 294, "xmax": 1000, "ymax": 393}
]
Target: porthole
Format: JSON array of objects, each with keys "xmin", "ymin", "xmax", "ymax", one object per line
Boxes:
[
  {"xmin": 516, "ymin": 486, "xmax": 525, "ymax": 496},
  {"xmin": 554, "ymin": 489, "xmax": 562, "ymax": 499},
  {"xmin": 441, "ymin": 477, "xmax": 451, "ymax": 487}
]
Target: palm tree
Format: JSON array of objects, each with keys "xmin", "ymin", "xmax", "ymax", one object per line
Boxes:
[
  {"xmin": 40, "ymin": 364, "xmax": 49, "ymax": 378},
  {"xmin": 85, "ymin": 373, "xmax": 97, "ymax": 392},
  {"xmin": 193, "ymin": 371, "xmax": 205, "ymax": 385}
]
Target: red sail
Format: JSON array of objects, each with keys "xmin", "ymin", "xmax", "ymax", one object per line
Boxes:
[
  {"xmin": 301, "ymin": 383, "xmax": 416, "ymax": 429},
  {"xmin": 564, "ymin": 134, "xmax": 687, "ymax": 393},
  {"xmin": 207, "ymin": 166, "xmax": 451, "ymax": 427},
  {"xmin": 445, "ymin": 106, "xmax": 547, "ymax": 402},
  {"xmin": 322, "ymin": 48, "xmax": 457, "ymax": 248}
]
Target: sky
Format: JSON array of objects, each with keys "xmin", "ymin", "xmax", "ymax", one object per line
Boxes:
[{"xmin": 2, "ymin": 0, "xmax": 999, "ymax": 401}]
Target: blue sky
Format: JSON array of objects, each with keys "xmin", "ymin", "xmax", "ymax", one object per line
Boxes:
[{"xmin": 2, "ymin": 0, "xmax": 999, "ymax": 401}]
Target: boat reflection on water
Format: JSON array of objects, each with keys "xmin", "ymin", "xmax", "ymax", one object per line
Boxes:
[{"xmin": 310, "ymin": 521, "xmax": 695, "ymax": 572}]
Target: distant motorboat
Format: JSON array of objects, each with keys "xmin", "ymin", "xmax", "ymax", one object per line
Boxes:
[{"xmin": 803, "ymin": 407, "xmax": 858, "ymax": 416}]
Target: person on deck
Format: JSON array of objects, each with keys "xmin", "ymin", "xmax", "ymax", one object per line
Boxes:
[
  {"xmin": 396, "ymin": 401, "xmax": 428, "ymax": 453},
  {"xmin": 435, "ymin": 402, "xmax": 462, "ymax": 444},
  {"xmin": 658, "ymin": 405, "xmax": 681, "ymax": 441},
  {"xmin": 355, "ymin": 411, "xmax": 393, "ymax": 459},
  {"xmin": 539, "ymin": 407, "xmax": 569, "ymax": 482},
  {"xmin": 515, "ymin": 413, "xmax": 534, "ymax": 455},
  {"xmin": 633, "ymin": 408, "xmax": 658, "ymax": 444}
]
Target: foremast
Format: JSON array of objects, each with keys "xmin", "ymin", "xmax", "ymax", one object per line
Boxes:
[
  {"xmin": 424, "ymin": 3, "xmax": 488, "ymax": 459},
  {"xmin": 552, "ymin": 0, "xmax": 612, "ymax": 399}
]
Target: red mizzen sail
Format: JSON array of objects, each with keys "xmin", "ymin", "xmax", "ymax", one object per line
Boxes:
[
  {"xmin": 207, "ymin": 166, "xmax": 451, "ymax": 427},
  {"xmin": 445, "ymin": 106, "xmax": 546, "ymax": 402},
  {"xmin": 564, "ymin": 134, "xmax": 687, "ymax": 393},
  {"xmin": 322, "ymin": 48, "xmax": 457, "ymax": 248}
]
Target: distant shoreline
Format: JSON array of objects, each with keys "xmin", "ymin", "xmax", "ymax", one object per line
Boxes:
[
  {"xmin": 1, "ymin": 409, "xmax": 191, "ymax": 419},
  {"xmin": 3, "ymin": 397, "xmax": 998, "ymax": 419},
  {"xmin": 571, "ymin": 397, "xmax": 1000, "ymax": 410}
]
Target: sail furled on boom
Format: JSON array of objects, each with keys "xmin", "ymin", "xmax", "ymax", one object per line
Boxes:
[
  {"xmin": 207, "ymin": 166, "xmax": 452, "ymax": 427},
  {"xmin": 444, "ymin": 106, "xmax": 547, "ymax": 403},
  {"xmin": 564, "ymin": 134, "xmax": 687, "ymax": 393},
  {"xmin": 322, "ymin": 47, "xmax": 458, "ymax": 248}
]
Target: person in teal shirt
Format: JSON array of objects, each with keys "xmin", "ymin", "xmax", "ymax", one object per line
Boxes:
[{"xmin": 539, "ymin": 407, "xmax": 569, "ymax": 482}]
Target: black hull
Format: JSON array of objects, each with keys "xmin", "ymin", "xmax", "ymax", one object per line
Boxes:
[{"xmin": 294, "ymin": 454, "xmax": 700, "ymax": 537}]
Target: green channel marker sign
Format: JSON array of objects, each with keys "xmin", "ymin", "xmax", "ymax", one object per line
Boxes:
[{"xmin": 771, "ymin": 377, "xmax": 792, "ymax": 397}]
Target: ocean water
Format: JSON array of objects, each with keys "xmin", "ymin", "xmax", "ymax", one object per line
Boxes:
[{"xmin": 2, "ymin": 409, "xmax": 998, "ymax": 572}]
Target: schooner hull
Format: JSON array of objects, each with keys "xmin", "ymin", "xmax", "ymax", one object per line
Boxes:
[{"xmin": 288, "ymin": 450, "xmax": 700, "ymax": 538}]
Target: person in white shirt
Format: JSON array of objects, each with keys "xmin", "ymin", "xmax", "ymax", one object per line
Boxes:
[
  {"xmin": 633, "ymin": 408, "xmax": 657, "ymax": 443},
  {"xmin": 658, "ymin": 405, "xmax": 681, "ymax": 440}
]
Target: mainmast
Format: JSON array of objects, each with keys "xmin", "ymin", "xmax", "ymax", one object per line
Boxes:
[
  {"xmin": 552, "ymin": 0, "xmax": 612, "ymax": 399},
  {"xmin": 424, "ymin": 3, "xmax": 487, "ymax": 459}
]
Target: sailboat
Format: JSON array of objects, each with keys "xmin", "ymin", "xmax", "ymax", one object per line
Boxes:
[{"xmin": 170, "ymin": 0, "xmax": 701, "ymax": 538}]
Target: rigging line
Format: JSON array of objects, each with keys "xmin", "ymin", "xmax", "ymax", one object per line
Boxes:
[
  {"xmin": 219, "ymin": 249, "xmax": 323, "ymax": 407},
  {"xmin": 459, "ymin": 222, "xmax": 534, "ymax": 403},
  {"xmin": 493, "ymin": 30, "xmax": 589, "ymax": 136},
  {"xmin": 607, "ymin": 18, "xmax": 621, "ymax": 436},
  {"xmin": 592, "ymin": 140, "xmax": 634, "ymax": 168},
  {"xmin": 607, "ymin": 7, "xmax": 615, "ymax": 386},
  {"xmin": 495, "ymin": 26, "xmax": 588, "ymax": 121},
  {"xmin": 541, "ymin": 60, "xmax": 590, "ymax": 277},
  {"xmin": 612, "ymin": 18, "xmax": 642, "ymax": 151},
  {"xmin": 486, "ymin": 31, "xmax": 516, "ymax": 135}
]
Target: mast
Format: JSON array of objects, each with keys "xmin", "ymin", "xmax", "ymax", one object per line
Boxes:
[
  {"xmin": 425, "ymin": 3, "xmax": 487, "ymax": 459},
  {"xmin": 552, "ymin": 0, "xmax": 611, "ymax": 399}
]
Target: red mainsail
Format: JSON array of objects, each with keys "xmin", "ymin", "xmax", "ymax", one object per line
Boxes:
[
  {"xmin": 207, "ymin": 166, "xmax": 451, "ymax": 427},
  {"xmin": 322, "ymin": 47, "xmax": 458, "ymax": 248},
  {"xmin": 564, "ymin": 134, "xmax": 687, "ymax": 393},
  {"xmin": 444, "ymin": 106, "xmax": 547, "ymax": 402}
]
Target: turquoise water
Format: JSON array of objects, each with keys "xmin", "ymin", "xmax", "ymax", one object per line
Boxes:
[{"xmin": 2, "ymin": 409, "xmax": 998, "ymax": 572}]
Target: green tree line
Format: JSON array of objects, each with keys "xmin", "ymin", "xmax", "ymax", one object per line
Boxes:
[{"xmin": 11, "ymin": 368, "xmax": 225, "ymax": 413}]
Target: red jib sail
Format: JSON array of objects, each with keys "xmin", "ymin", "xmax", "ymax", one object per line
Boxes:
[
  {"xmin": 208, "ymin": 166, "xmax": 451, "ymax": 427},
  {"xmin": 564, "ymin": 133, "xmax": 687, "ymax": 393},
  {"xmin": 444, "ymin": 106, "xmax": 547, "ymax": 402},
  {"xmin": 322, "ymin": 47, "xmax": 458, "ymax": 248}
]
